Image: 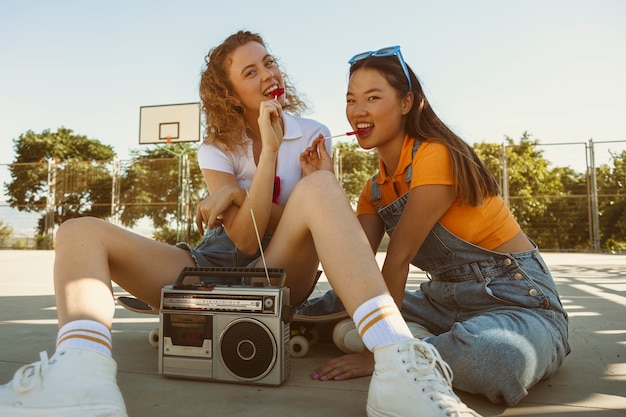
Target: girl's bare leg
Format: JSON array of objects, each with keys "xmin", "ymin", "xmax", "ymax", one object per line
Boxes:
[
  {"xmin": 0, "ymin": 172, "xmax": 480, "ymax": 417},
  {"xmin": 262, "ymin": 171, "xmax": 482, "ymax": 417},
  {"xmin": 261, "ymin": 170, "xmax": 389, "ymax": 314},
  {"xmin": 53, "ymin": 217, "xmax": 197, "ymax": 328},
  {"xmin": 0, "ymin": 217, "xmax": 196, "ymax": 416}
]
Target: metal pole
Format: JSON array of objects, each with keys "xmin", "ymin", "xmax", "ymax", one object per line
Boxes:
[
  {"xmin": 176, "ymin": 153, "xmax": 183, "ymax": 242},
  {"xmin": 44, "ymin": 159, "xmax": 56, "ymax": 249},
  {"xmin": 501, "ymin": 143, "xmax": 509, "ymax": 207},
  {"xmin": 110, "ymin": 158, "xmax": 121, "ymax": 226},
  {"xmin": 160, "ymin": 145, "xmax": 185, "ymax": 242},
  {"xmin": 334, "ymin": 148, "xmax": 340, "ymax": 182},
  {"xmin": 587, "ymin": 138, "xmax": 601, "ymax": 252},
  {"xmin": 180, "ymin": 152, "xmax": 190, "ymax": 242}
]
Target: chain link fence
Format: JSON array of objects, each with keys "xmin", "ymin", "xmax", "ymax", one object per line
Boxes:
[{"xmin": 2, "ymin": 139, "xmax": 625, "ymax": 252}]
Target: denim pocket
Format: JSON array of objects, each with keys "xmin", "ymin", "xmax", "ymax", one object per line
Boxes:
[{"xmin": 482, "ymin": 266, "xmax": 550, "ymax": 310}]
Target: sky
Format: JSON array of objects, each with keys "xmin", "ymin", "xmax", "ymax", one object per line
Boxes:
[{"xmin": 1, "ymin": 0, "xmax": 626, "ymax": 169}]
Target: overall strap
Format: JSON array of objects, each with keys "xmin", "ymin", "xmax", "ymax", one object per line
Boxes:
[{"xmin": 370, "ymin": 139, "xmax": 422, "ymax": 205}]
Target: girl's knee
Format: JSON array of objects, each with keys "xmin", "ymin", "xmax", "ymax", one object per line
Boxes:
[
  {"xmin": 291, "ymin": 171, "xmax": 345, "ymax": 203},
  {"xmin": 300, "ymin": 170, "xmax": 336, "ymax": 188},
  {"xmin": 55, "ymin": 217, "xmax": 105, "ymax": 246},
  {"xmin": 435, "ymin": 324, "xmax": 538, "ymax": 405}
]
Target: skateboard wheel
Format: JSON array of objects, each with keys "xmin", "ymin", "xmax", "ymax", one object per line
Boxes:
[
  {"xmin": 149, "ymin": 328, "xmax": 160, "ymax": 348},
  {"xmin": 289, "ymin": 335, "xmax": 309, "ymax": 358},
  {"xmin": 306, "ymin": 328, "xmax": 321, "ymax": 345}
]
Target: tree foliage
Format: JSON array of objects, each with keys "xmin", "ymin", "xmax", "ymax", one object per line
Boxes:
[
  {"xmin": 335, "ymin": 141, "xmax": 379, "ymax": 203},
  {"xmin": 474, "ymin": 132, "xmax": 591, "ymax": 250},
  {"xmin": 0, "ymin": 220, "xmax": 13, "ymax": 248},
  {"xmin": 5, "ymin": 128, "xmax": 115, "ymax": 235},
  {"xmin": 119, "ymin": 143, "xmax": 205, "ymax": 245},
  {"xmin": 4, "ymin": 127, "xmax": 625, "ymax": 252},
  {"xmin": 335, "ymin": 132, "xmax": 626, "ymax": 251},
  {"xmin": 596, "ymin": 149, "xmax": 626, "ymax": 251}
]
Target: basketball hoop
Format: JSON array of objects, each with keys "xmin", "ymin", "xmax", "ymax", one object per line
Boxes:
[{"xmin": 138, "ymin": 102, "xmax": 201, "ymax": 145}]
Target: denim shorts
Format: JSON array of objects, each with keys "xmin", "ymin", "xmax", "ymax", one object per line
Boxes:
[{"xmin": 176, "ymin": 226, "xmax": 268, "ymax": 282}]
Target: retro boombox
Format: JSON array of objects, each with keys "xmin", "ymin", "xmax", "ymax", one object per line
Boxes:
[{"xmin": 158, "ymin": 267, "xmax": 290, "ymax": 386}]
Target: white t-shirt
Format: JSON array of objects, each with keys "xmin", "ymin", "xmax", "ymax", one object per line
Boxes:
[{"xmin": 197, "ymin": 113, "xmax": 331, "ymax": 206}]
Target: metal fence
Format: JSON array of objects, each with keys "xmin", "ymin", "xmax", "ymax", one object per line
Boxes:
[
  {"xmin": 1, "ymin": 139, "xmax": 625, "ymax": 252},
  {"xmin": 1, "ymin": 156, "xmax": 193, "ymax": 249}
]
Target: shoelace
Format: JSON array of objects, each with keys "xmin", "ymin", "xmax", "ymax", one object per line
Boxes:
[
  {"xmin": 406, "ymin": 341, "xmax": 481, "ymax": 417},
  {"xmin": 406, "ymin": 341, "xmax": 453, "ymax": 386},
  {"xmin": 12, "ymin": 351, "xmax": 49, "ymax": 393}
]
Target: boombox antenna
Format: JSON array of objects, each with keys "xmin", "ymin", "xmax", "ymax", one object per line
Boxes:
[{"xmin": 245, "ymin": 188, "xmax": 271, "ymax": 286}]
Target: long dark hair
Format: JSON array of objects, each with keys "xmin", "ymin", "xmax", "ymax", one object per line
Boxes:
[{"xmin": 349, "ymin": 56, "xmax": 499, "ymax": 206}]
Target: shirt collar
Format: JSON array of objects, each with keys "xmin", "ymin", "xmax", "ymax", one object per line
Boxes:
[
  {"xmin": 281, "ymin": 113, "xmax": 301, "ymax": 141},
  {"xmin": 375, "ymin": 135, "xmax": 416, "ymax": 184}
]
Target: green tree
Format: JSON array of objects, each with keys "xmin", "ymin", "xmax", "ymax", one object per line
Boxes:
[
  {"xmin": 334, "ymin": 141, "xmax": 379, "ymax": 204},
  {"xmin": 596, "ymin": 149, "xmax": 626, "ymax": 251},
  {"xmin": 474, "ymin": 132, "xmax": 587, "ymax": 250},
  {"xmin": 5, "ymin": 128, "xmax": 116, "ymax": 239},
  {"xmin": 536, "ymin": 166, "xmax": 589, "ymax": 250},
  {"xmin": 119, "ymin": 143, "xmax": 205, "ymax": 245},
  {"xmin": 0, "ymin": 220, "xmax": 13, "ymax": 248}
]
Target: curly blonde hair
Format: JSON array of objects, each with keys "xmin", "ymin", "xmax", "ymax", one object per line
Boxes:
[{"xmin": 200, "ymin": 30, "xmax": 307, "ymax": 153}]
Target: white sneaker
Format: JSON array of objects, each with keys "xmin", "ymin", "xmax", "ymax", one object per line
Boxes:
[
  {"xmin": 0, "ymin": 349, "xmax": 127, "ymax": 417},
  {"xmin": 367, "ymin": 339, "xmax": 481, "ymax": 417},
  {"xmin": 332, "ymin": 318, "xmax": 365, "ymax": 353},
  {"xmin": 332, "ymin": 319, "xmax": 435, "ymax": 354}
]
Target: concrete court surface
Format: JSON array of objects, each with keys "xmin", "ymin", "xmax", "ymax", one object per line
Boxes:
[{"xmin": 0, "ymin": 250, "xmax": 625, "ymax": 417}]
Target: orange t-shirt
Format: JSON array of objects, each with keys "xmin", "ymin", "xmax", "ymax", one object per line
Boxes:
[{"xmin": 356, "ymin": 137, "xmax": 520, "ymax": 250}]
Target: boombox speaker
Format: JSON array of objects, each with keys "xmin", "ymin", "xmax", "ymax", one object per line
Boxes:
[{"xmin": 158, "ymin": 267, "xmax": 290, "ymax": 386}]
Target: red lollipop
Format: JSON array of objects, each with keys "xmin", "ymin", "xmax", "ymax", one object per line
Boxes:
[{"xmin": 271, "ymin": 88, "xmax": 285, "ymax": 98}]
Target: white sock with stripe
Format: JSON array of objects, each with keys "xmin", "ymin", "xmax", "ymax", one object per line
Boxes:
[
  {"xmin": 56, "ymin": 320, "xmax": 112, "ymax": 357},
  {"xmin": 353, "ymin": 294, "xmax": 413, "ymax": 351}
]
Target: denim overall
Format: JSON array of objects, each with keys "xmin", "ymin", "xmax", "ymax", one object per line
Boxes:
[{"xmin": 300, "ymin": 140, "xmax": 570, "ymax": 405}]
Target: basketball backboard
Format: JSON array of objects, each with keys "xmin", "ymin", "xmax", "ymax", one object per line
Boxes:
[{"xmin": 139, "ymin": 102, "xmax": 201, "ymax": 144}]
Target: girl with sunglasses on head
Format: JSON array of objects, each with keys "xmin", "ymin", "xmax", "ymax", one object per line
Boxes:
[
  {"xmin": 0, "ymin": 32, "xmax": 479, "ymax": 417},
  {"xmin": 300, "ymin": 45, "xmax": 570, "ymax": 407}
]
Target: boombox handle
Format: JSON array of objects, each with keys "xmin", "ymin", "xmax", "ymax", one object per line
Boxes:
[{"xmin": 174, "ymin": 267, "xmax": 287, "ymax": 288}]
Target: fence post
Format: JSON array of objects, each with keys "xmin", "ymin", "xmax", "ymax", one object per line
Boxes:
[
  {"xmin": 179, "ymin": 152, "xmax": 191, "ymax": 243},
  {"xmin": 110, "ymin": 158, "xmax": 121, "ymax": 226},
  {"xmin": 501, "ymin": 142, "xmax": 509, "ymax": 207},
  {"xmin": 43, "ymin": 159, "xmax": 56, "ymax": 249},
  {"xmin": 334, "ymin": 148, "xmax": 342, "ymax": 183},
  {"xmin": 587, "ymin": 138, "xmax": 601, "ymax": 252}
]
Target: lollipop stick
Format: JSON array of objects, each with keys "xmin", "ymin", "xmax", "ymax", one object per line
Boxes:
[{"xmin": 323, "ymin": 129, "xmax": 366, "ymax": 140}]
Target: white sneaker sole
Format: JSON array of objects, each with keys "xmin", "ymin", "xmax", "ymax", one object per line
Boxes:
[{"xmin": 0, "ymin": 405, "xmax": 127, "ymax": 417}]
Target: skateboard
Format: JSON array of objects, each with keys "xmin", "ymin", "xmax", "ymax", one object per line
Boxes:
[
  {"xmin": 117, "ymin": 295, "xmax": 350, "ymax": 357},
  {"xmin": 288, "ymin": 310, "xmax": 349, "ymax": 358},
  {"xmin": 116, "ymin": 296, "xmax": 160, "ymax": 347}
]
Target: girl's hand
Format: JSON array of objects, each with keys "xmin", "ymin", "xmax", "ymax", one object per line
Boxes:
[
  {"xmin": 194, "ymin": 185, "xmax": 243, "ymax": 235},
  {"xmin": 310, "ymin": 351, "xmax": 374, "ymax": 382},
  {"xmin": 300, "ymin": 134, "xmax": 333, "ymax": 176},
  {"xmin": 258, "ymin": 99, "xmax": 284, "ymax": 153}
]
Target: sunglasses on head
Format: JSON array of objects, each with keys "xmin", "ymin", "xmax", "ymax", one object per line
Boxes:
[{"xmin": 348, "ymin": 45, "xmax": 413, "ymax": 91}]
